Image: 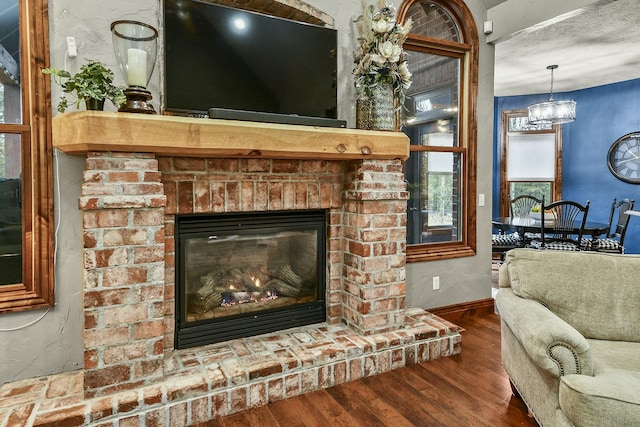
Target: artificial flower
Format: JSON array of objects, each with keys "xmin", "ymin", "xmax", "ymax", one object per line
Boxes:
[
  {"xmin": 372, "ymin": 17, "xmax": 395, "ymax": 34},
  {"xmin": 372, "ymin": 41, "xmax": 401, "ymax": 64},
  {"xmin": 353, "ymin": 1, "xmax": 412, "ymax": 103},
  {"xmin": 398, "ymin": 61, "xmax": 412, "ymax": 81}
]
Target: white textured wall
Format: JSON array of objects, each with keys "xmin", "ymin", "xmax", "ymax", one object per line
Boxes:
[
  {"xmin": 47, "ymin": 0, "xmax": 161, "ymax": 113},
  {"xmin": 0, "ymin": 0, "xmax": 494, "ymax": 383},
  {"xmin": 0, "ymin": 152, "xmax": 85, "ymax": 385}
]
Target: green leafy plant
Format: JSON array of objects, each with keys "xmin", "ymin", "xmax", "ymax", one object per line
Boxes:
[{"xmin": 42, "ymin": 60, "xmax": 126, "ymax": 113}]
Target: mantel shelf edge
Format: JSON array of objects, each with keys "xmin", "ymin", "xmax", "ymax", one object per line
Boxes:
[{"xmin": 52, "ymin": 111, "xmax": 410, "ymax": 161}]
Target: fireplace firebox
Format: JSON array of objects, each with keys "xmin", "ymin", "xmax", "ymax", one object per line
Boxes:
[{"xmin": 175, "ymin": 210, "xmax": 327, "ymax": 349}]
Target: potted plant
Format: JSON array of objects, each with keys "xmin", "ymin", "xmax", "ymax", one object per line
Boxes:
[{"xmin": 42, "ymin": 59, "xmax": 126, "ymax": 113}]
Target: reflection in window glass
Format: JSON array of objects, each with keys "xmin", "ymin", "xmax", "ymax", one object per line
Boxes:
[
  {"xmin": 404, "ymin": 47, "xmax": 462, "ymax": 245},
  {"xmin": 404, "ymin": 54, "xmax": 460, "ymax": 132},
  {"xmin": 1, "ymin": 83, "xmax": 23, "ymax": 124},
  {"xmin": 404, "ymin": 50, "xmax": 461, "ymax": 245},
  {"xmin": 407, "ymin": 150, "xmax": 462, "ymax": 244},
  {"xmin": 0, "ymin": 0, "xmax": 23, "ymax": 124},
  {"xmin": 0, "ymin": 0, "xmax": 23, "ymax": 285},
  {"xmin": 405, "ymin": 0, "xmax": 461, "ymax": 42},
  {"xmin": 0, "ymin": 132, "xmax": 23, "ymax": 285}
]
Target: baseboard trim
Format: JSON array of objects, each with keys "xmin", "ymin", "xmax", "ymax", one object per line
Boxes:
[{"xmin": 428, "ymin": 298, "xmax": 495, "ymax": 322}]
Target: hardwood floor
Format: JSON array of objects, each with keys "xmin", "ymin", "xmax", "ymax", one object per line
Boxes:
[{"xmin": 193, "ymin": 314, "xmax": 538, "ymax": 427}]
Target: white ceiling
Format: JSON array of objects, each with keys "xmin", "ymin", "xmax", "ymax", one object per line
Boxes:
[
  {"xmin": 492, "ymin": 0, "xmax": 640, "ymax": 96},
  {"xmin": 481, "ymin": 0, "xmax": 509, "ymax": 9}
]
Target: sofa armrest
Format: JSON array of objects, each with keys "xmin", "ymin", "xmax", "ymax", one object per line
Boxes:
[{"xmin": 496, "ymin": 288, "xmax": 593, "ymax": 378}]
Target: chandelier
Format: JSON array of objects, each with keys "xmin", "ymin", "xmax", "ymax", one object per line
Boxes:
[{"xmin": 527, "ymin": 65, "xmax": 576, "ymax": 125}]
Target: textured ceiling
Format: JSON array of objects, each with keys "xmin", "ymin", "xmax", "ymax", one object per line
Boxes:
[
  {"xmin": 494, "ymin": 0, "xmax": 640, "ymax": 96},
  {"xmin": 481, "ymin": 0, "xmax": 509, "ymax": 9}
]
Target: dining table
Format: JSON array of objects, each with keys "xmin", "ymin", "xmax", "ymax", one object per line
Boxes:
[{"xmin": 492, "ymin": 216, "xmax": 610, "ymax": 240}]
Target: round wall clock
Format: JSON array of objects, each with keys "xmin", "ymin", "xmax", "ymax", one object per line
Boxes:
[{"xmin": 607, "ymin": 132, "xmax": 640, "ymax": 184}]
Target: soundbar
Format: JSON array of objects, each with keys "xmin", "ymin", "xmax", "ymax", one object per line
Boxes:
[{"xmin": 208, "ymin": 108, "xmax": 347, "ymax": 128}]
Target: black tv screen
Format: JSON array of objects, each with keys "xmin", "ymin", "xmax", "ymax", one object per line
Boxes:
[{"xmin": 163, "ymin": 0, "xmax": 338, "ymax": 120}]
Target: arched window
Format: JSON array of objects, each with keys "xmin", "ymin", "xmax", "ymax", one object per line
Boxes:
[
  {"xmin": 397, "ymin": 0, "xmax": 478, "ymax": 262},
  {"xmin": 0, "ymin": 0, "xmax": 54, "ymax": 311}
]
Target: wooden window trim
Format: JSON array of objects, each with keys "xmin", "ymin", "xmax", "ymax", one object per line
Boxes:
[
  {"xmin": 498, "ymin": 110, "xmax": 562, "ymax": 217},
  {"xmin": 0, "ymin": 0, "xmax": 54, "ymax": 312},
  {"xmin": 399, "ymin": 0, "xmax": 478, "ymax": 263}
]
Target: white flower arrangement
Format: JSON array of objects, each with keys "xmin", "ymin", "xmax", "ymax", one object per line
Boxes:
[{"xmin": 353, "ymin": 1, "xmax": 412, "ymax": 101}]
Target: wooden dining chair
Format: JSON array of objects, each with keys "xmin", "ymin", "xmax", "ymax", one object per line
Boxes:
[
  {"xmin": 593, "ymin": 198, "xmax": 635, "ymax": 253},
  {"xmin": 510, "ymin": 195, "xmax": 544, "ymax": 218},
  {"xmin": 534, "ymin": 200, "xmax": 590, "ymax": 251},
  {"xmin": 492, "ymin": 195, "xmax": 544, "ymax": 261},
  {"xmin": 511, "ymin": 195, "xmax": 544, "ymax": 246}
]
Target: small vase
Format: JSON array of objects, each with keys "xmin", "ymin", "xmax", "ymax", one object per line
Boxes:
[
  {"xmin": 370, "ymin": 83, "xmax": 396, "ymax": 131},
  {"xmin": 85, "ymin": 99, "xmax": 105, "ymax": 111}
]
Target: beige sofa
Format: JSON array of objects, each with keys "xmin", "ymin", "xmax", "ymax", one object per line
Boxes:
[{"xmin": 496, "ymin": 248, "xmax": 640, "ymax": 427}]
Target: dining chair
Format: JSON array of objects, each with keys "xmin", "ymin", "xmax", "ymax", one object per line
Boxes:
[
  {"xmin": 492, "ymin": 195, "xmax": 543, "ymax": 261},
  {"xmin": 532, "ymin": 199, "xmax": 590, "ymax": 251},
  {"xmin": 510, "ymin": 195, "xmax": 544, "ymax": 218},
  {"xmin": 491, "ymin": 232, "xmax": 520, "ymax": 261},
  {"xmin": 593, "ymin": 198, "xmax": 635, "ymax": 253},
  {"xmin": 511, "ymin": 194, "xmax": 544, "ymax": 245}
]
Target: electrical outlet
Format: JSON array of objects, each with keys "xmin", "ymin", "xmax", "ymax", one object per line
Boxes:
[
  {"xmin": 479, "ymin": 193, "xmax": 485, "ymax": 207},
  {"xmin": 66, "ymin": 36, "xmax": 77, "ymax": 57},
  {"xmin": 432, "ymin": 276, "xmax": 440, "ymax": 290}
]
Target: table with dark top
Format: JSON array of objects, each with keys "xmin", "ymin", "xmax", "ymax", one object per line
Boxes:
[{"xmin": 492, "ymin": 216, "xmax": 609, "ymax": 240}]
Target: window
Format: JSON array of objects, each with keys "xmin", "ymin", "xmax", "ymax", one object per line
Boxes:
[
  {"xmin": 398, "ymin": 0, "xmax": 478, "ymax": 262},
  {"xmin": 499, "ymin": 110, "xmax": 562, "ymax": 216},
  {"xmin": 0, "ymin": 0, "xmax": 54, "ymax": 312}
]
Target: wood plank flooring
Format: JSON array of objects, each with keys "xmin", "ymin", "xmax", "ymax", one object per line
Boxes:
[{"xmin": 193, "ymin": 313, "xmax": 538, "ymax": 427}]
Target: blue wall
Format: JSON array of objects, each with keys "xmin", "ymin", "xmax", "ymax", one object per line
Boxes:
[{"xmin": 494, "ymin": 79, "xmax": 640, "ymax": 254}]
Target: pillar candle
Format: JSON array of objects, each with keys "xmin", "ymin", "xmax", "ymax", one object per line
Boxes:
[{"xmin": 127, "ymin": 48, "xmax": 148, "ymax": 87}]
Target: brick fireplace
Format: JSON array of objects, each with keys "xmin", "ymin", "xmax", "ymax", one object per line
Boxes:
[{"xmin": 0, "ymin": 112, "xmax": 462, "ymax": 425}]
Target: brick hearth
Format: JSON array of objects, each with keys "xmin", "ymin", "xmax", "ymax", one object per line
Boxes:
[
  {"xmin": 0, "ymin": 113, "xmax": 461, "ymax": 426},
  {"xmin": 0, "ymin": 308, "xmax": 459, "ymax": 426}
]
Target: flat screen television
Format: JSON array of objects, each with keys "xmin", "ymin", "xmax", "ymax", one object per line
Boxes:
[{"xmin": 163, "ymin": 0, "xmax": 341, "ymax": 126}]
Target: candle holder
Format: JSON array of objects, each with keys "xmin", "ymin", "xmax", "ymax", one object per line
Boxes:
[{"xmin": 111, "ymin": 20, "xmax": 158, "ymax": 114}]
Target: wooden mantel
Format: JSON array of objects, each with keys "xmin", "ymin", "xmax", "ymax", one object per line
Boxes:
[{"xmin": 52, "ymin": 111, "xmax": 409, "ymax": 160}]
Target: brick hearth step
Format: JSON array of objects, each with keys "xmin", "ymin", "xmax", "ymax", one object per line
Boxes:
[{"xmin": 0, "ymin": 308, "xmax": 459, "ymax": 427}]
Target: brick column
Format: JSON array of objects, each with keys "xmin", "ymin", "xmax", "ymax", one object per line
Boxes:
[
  {"xmin": 80, "ymin": 152, "xmax": 166, "ymax": 397},
  {"xmin": 342, "ymin": 159, "xmax": 408, "ymax": 335}
]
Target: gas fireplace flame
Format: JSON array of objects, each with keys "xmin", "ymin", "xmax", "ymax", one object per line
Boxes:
[
  {"xmin": 250, "ymin": 276, "xmax": 262, "ymax": 288},
  {"xmin": 219, "ymin": 289, "xmax": 279, "ymax": 307}
]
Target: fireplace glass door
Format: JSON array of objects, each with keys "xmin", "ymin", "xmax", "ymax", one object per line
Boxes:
[{"xmin": 176, "ymin": 210, "xmax": 326, "ymax": 348}]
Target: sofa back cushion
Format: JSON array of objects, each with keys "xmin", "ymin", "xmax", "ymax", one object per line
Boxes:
[{"xmin": 503, "ymin": 249, "xmax": 640, "ymax": 341}]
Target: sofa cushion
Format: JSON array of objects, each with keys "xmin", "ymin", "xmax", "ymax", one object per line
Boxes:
[
  {"xmin": 504, "ymin": 249, "xmax": 640, "ymax": 341},
  {"xmin": 559, "ymin": 340, "xmax": 640, "ymax": 427}
]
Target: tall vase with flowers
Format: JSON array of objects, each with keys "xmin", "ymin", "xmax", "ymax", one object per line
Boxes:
[{"xmin": 353, "ymin": 1, "xmax": 412, "ymax": 130}]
